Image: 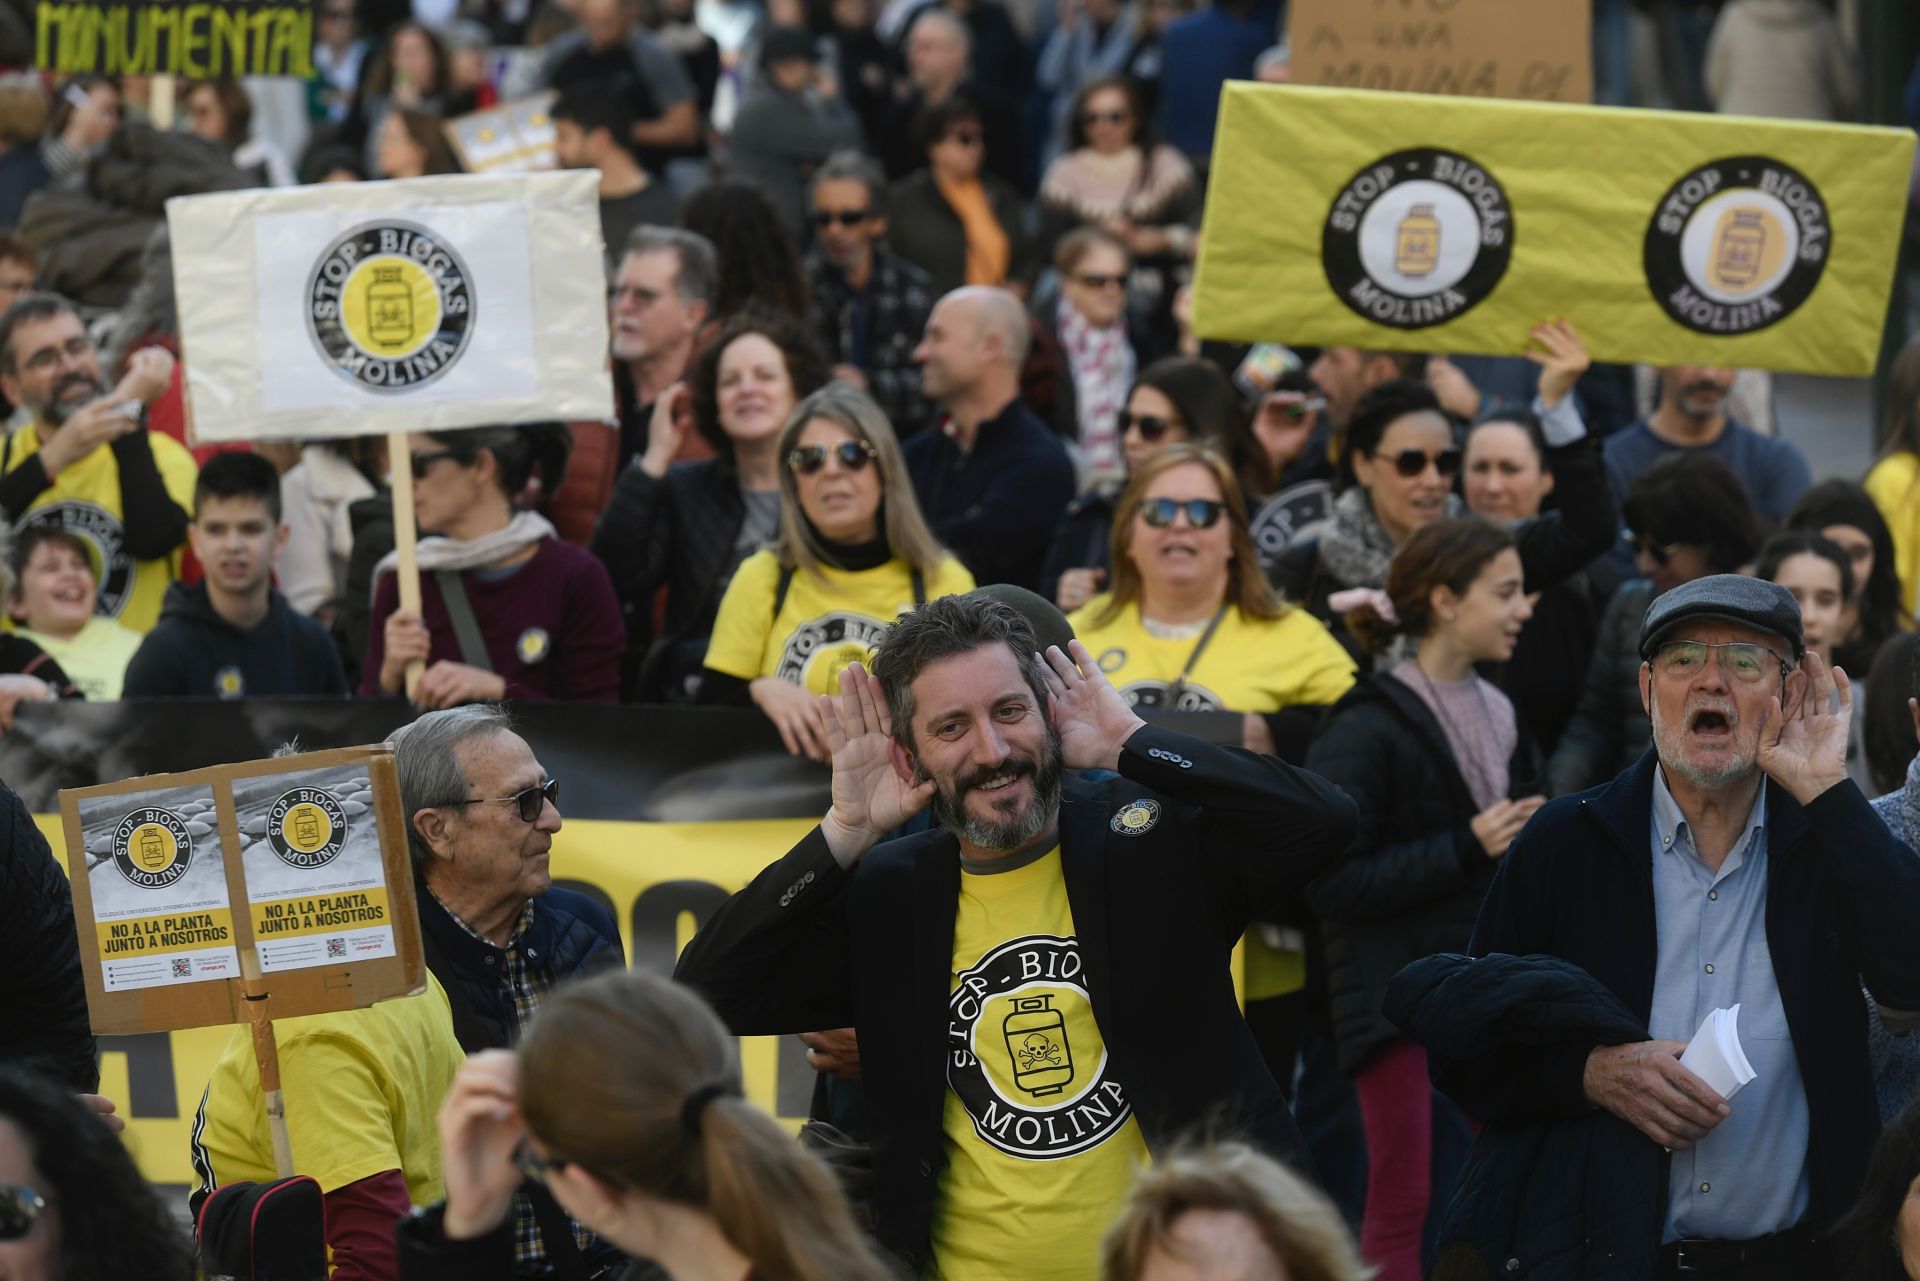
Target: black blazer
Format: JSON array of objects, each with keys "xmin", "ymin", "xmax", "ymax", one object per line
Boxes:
[{"xmin": 674, "ymin": 724, "xmax": 1359, "ymax": 1271}]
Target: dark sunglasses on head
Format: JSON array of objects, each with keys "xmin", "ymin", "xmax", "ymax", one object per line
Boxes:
[
  {"xmin": 788, "ymin": 439, "xmax": 876, "ymax": 475},
  {"xmin": 1630, "ymin": 535, "xmax": 1686, "ymax": 567},
  {"xmin": 1117, "ymin": 411, "xmax": 1178, "ymax": 442},
  {"xmin": 0, "ymin": 1185, "xmax": 46, "ymax": 1241},
  {"xmin": 1139, "ymin": 497, "xmax": 1224, "ymax": 529},
  {"xmin": 1074, "ymin": 273, "xmax": 1125, "ymax": 290},
  {"xmin": 811, "ymin": 208, "xmax": 870, "ymax": 228},
  {"xmin": 409, "ymin": 448, "xmax": 469, "ymax": 480},
  {"xmin": 1381, "ymin": 447, "xmax": 1462, "ymax": 479},
  {"xmin": 1079, "ymin": 109, "xmax": 1130, "ymax": 126},
  {"xmin": 448, "ymin": 777, "xmax": 559, "ymax": 824}
]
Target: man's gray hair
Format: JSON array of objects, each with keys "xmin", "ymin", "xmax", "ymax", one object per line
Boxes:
[
  {"xmin": 871, "ymin": 593, "xmax": 1051, "ymax": 753},
  {"xmin": 390, "ymin": 704, "xmax": 515, "ymax": 871},
  {"xmin": 810, "ymin": 149, "xmax": 889, "ymax": 218},
  {"xmin": 909, "ymin": 6, "xmax": 970, "ymax": 52},
  {"xmin": 623, "ymin": 226, "xmax": 718, "ymax": 310}
]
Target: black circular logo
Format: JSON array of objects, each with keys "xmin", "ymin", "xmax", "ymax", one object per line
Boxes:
[
  {"xmin": 266, "ymin": 788, "xmax": 349, "ymax": 870},
  {"xmin": 112, "ymin": 808, "xmax": 193, "ymax": 889},
  {"xmin": 1119, "ymin": 680, "xmax": 1222, "ymax": 712},
  {"xmin": 1322, "ymin": 148, "xmax": 1515, "ymax": 329},
  {"xmin": 775, "ymin": 613, "xmax": 890, "ymax": 690},
  {"xmin": 1643, "ymin": 156, "xmax": 1829, "ymax": 336},
  {"xmin": 307, "ymin": 220, "xmax": 474, "ymax": 393}
]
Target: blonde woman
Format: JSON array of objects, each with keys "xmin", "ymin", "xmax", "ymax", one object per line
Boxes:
[{"xmin": 700, "ymin": 383, "xmax": 974, "ymax": 758}]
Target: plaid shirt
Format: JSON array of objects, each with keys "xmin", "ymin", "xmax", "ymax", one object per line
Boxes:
[
  {"xmin": 433, "ymin": 894, "xmax": 592, "ymax": 1276},
  {"xmin": 806, "ymin": 247, "xmax": 934, "ymax": 434}
]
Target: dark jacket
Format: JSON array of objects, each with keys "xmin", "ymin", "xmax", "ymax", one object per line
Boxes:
[
  {"xmin": 674, "ymin": 724, "xmax": 1360, "ymax": 1272},
  {"xmin": 123, "ymin": 583, "xmax": 348, "ymax": 700},
  {"xmin": 1385, "ymin": 952, "xmax": 1662, "ymax": 1280},
  {"xmin": 1546, "ymin": 578, "xmax": 1657, "ymax": 796},
  {"xmin": 395, "ymin": 1204, "xmax": 665, "ymax": 1281},
  {"xmin": 885, "ymin": 169, "xmax": 1037, "ymax": 299},
  {"xmin": 902, "ymin": 397, "xmax": 1075, "ymax": 590},
  {"xmin": 1305, "ymin": 673, "xmax": 1538, "ymax": 1075},
  {"xmin": 805, "ymin": 246, "xmax": 934, "ymax": 435},
  {"xmin": 415, "ymin": 880, "xmax": 624, "ymax": 1055},
  {"xmin": 1423, "ymin": 753, "xmax": 1920, "ymax": 1273},
  {"xmin": 1037, "ymin": 482, "xmax": 1119, "ymax": 608},
  {"xmin": 588, "ymin": 454, "xmax": 746, "ymax": 701},
  {"xmin": 0, "ymin": 783, "xmax": 96, "ymax": 1090}
]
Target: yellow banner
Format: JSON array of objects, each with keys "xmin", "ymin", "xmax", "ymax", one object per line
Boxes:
[
  {"xmin": 1192, "ymin": 84, "xmax": 1916, "ymax": 376},
  {"xmin": 252, "ymin": 886, "xmax": 391, "ymax": 941},
  {"xmin": 96, "ymin": 907, "xmax": 236, "ymax": 959}
]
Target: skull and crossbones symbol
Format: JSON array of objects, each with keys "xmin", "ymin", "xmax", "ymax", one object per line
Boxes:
[{"xmin": 1017, "ymin": 1034, "xmax": 1062, "ymax": 1071}]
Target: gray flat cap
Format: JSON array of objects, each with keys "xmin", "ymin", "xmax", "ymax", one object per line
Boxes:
[{"xmin": 1638, "ymin": 573, "xmax": 1804, "ymax": 660}]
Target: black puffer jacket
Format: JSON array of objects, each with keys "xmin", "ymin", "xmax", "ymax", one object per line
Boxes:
[
  {"xmin": 1304, "ymin": 673, "xmax": 1539, "ymax": 1075},
  {"xmin": 1545, "ymin": 577, "xmax": 1656, "ymax": 797},
  {"xmin": 0, "ymin": 782, "xmax": 96, "ymax": 1090}
]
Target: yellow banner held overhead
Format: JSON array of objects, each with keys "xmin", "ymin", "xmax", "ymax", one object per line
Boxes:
[{"xmin": 1192, "ymin": 83, "xmax": 1916, "ymax": 377}]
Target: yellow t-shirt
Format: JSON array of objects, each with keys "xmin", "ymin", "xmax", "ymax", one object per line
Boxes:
[
  {"xmin": 16, "ymin": 616, "xmax": 144, "ymax": 700},
  {"xmin": 2, "ymin": 423, "xmax": 199, "ymax": 634},
  {"xmin": 704, "ymin": 550, "xmax": 975, "ymax": 695},
  {"xmin": 190, "ymin": 974, "xmax": 462, "ymax": 1205},
  {"xmin": 1067, "ymin": 598, "xmax": 1356, "ymax": 713},
  {"xmin": 928, "ymin": 846, "xmax": 1151, "ymax": 1281},
  {"xmin": 1865, "ymin": 450, "xmax": 1920, "ymax": 617}
]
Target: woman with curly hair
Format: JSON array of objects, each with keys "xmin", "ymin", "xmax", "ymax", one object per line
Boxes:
[
  {"xmin": 0, "ymin": 1066, "xmax": 197, "ymax": 1281},
  {"xmin": 679, "ymin": 179, "xmax": 811, "ymax": 324},
  {"xmin": 590, "ymin": 309, "xmax": 831, "ymax": 701}
]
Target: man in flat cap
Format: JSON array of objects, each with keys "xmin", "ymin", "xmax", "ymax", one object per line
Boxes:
[{"xmin": 1395, "ymin": 574, "xmax": 1920, "ymax": 1278}]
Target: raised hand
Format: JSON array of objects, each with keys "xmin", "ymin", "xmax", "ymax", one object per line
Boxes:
[
  {"xmin": 817, "ymin": 662, "xmax": 935, "ymax": 865},
  {"xmin": 116, "ymin": 346, "xmax": 175, "ymax": 405},
  {"xmin": 751, "ymin": 676, "xmax": 829, "ymax": 762},
  {"xmin": 437, "ymin": 1050, "xmax": 528, "ymax": 1241},
  {"xmin": 1524, "ymin": 317, "xmax": 1591, "ymax": 408},
  {"xmin": 1757, "ymin": 650, "xmax": 1851, "ymax": 804},
  {"xmin": 1037, "ymin": 641, "xmax": 1145, "ymax": 772},
  {"xmin": 638, "ymin": 383, "xmax": 693, "ymax": 479}
]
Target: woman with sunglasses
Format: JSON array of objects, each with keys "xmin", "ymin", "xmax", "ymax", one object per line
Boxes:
[
  {"xmin": 363, "ymin": 424, "xmax": 626, "ymax": 707},
  {"xmin": 1306, "ymin": 516, "xmax": 1543, "ymax": 1281},
  {"xmin": 0, "ymin": 1067, "xmax": 196, "ymax": 1281},
  {"xmin": 1036, "ymin": 227, "xmax": 1139, "ymax": 477},
  {"xmin": 400, "ymin": 970, "xmax": 895, "ymax": 1281},
  {"xmin": 591, "ymin": 309, "xmax": 832, "ymax": 702},
  {"xmin": 699, "ymin": 384, "xmax": 972, "ymax": 760},
  {"xmin": 1786, "ymin": 480, "xmax": 1912, "ymax": 678},
  {"xmin": 887, "ymin": 95, "xmax": 1035, "ymax": 298},
  {"xmin": 1041, "ymin": 355, "xmax": 1254, "ymax": 612}
]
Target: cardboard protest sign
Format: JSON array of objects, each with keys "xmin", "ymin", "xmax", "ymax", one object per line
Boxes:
[
  {"xmin": 37, "ymin": 0, "xmax": 315, "ymax": 78},
  {"xmin": 63, "ymin": 745, "xmax": 423, "ymax": 1035},
  {"xmin": 445, "ymin": 93, "xmax": 560, "ymax": 174},
  {"xmin": 166, "ymin": 171, "xmax": 613, "ymax": 442},
  {"xmin": 1288, "ymin": 0, "xmax": 1591, "ymax": 103},
  {"xmin": 1192, "ymin": 84, "xmax": 1915, "ymax": 377}
]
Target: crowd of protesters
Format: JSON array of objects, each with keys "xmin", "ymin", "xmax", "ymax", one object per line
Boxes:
[{"xmin": 13, "ymin": 1, "xmax": 1920, "ymax": 1280}]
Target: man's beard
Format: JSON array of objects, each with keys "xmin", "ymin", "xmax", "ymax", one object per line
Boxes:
[
  {"xmin": 929, "ymin": 723, "xmax": 1064, "ymax": 852},
  {"xmin": 36, "ymin": 371, "xmax": 109, "ymax": 427},
  {"xmin": 1650, "ymin": 686, "xmax": 1756, "ymax": 789}
]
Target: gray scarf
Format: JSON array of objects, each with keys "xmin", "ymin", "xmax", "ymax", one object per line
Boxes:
[
  {"xmin": 372, "ymin": 510, "xmax": 556, "ymax": 588},
  {"xmin": 1318, "ymin": 487, "xmax": 1463, "ymax": 590}
]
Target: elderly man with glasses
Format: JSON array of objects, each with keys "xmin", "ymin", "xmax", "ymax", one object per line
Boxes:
[
  {"xmin": 391, "ymin": 704, "xmax": 624, "ymax": 1278},
  {"xmin": 1396, "ymin": 574, "xmax": 1920, "ymax": 1279}
]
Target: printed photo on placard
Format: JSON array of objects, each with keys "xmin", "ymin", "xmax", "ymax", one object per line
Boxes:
[
  {"xmin": 79, "ymin": 785, "xmax": 239, "ymax": 992},
  {"xmin": 235, "ymin": 763, "xmax": 396, "ymax": 973}
]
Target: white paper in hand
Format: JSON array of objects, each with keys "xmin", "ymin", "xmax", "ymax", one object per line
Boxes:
[{"xmin": 1678, "ymin": 1004, "xmax": 1758, "ymax": 1102}]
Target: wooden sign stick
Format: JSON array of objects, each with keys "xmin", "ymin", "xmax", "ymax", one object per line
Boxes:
[
  {"xmin": 239, "ymin": 954, "xmax": 293, "ymax": 1178},
  {"xmin": 387, "ymin": 429, "xmax": 425, "ymax": 700}
]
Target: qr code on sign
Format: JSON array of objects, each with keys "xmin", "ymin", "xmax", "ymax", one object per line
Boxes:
[
  {"xmin": 171, "ymin": 958, "xmax": 192, "ymax": 978},
  {"xmin": 327, "ymin": 938, "xmax": 347, "ymax": 959}
]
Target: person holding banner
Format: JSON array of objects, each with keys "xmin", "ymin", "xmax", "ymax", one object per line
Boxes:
[
  {"xmin": 699, "ymin": 383, "xmax": 974, "ymax": 760},
  {"xmin": 676, "ymin": 593, "xmax": 1358, "ymax": 1280},
  {"xmin": 364, "ymin": 426, "xmax": 624, "ymax": 706}
]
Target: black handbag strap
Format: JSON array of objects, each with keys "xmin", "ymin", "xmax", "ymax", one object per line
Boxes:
[{"xmin": 434, "ymin": 570, "xmax": 493, "ymax": 672}]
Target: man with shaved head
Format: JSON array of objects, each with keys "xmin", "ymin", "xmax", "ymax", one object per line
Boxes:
[{"xmin": 905, "ymin": 286, "xmax": 1074, "ymax": 589}]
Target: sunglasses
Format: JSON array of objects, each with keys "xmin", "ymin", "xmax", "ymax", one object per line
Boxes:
[
  {"xmin": 1074, "ymin": 273, "xmax": 1125, "ymax": 290},
  {"xmin": 0, "ymin": 1185, "xmax": 45, "ymax": 1241},
  {"xmin": 944, "ymin": 129, "xmax": 982, "ymax": 146},
  {"xmin": 1268, "ymin": 393, "xmax": 1327, "ymax": 421},
  {"xmin": 1079, "ymin": 109, "xmax": 1130, "ymax": 126},
  {"xmin": 1139, "ymin": 498, "xmax": 1224, "ymax": 529},
  {"xmin": 409, "ymin": 448, "xmax": 468, "ymax": 480},
  {"xmin": 1630, "ymin": 535, "xmax": 1686, "ymax": 567},
  {"xmin": 788, "ymin": 440, "xmax": 875, "ymax": 474},
  {"xmin": 1117, "ymin": 411, "xmax": 1179, "ymax": 442},
  {"xmin": 448, "ymin": 777, "xmax": 559, "ymax": 824},
  {"xmin": 811, "ymin": 209, "xmax": 870, "ymax": 228},
  {"xmin": 1378, "ymin": 447, "xmax": 1462, "ymax": 479}
]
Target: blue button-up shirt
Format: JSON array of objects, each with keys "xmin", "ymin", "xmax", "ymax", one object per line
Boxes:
[{"xmin": 1649, "ymin": 769, "xmax": 1811, "ymax": 1242}]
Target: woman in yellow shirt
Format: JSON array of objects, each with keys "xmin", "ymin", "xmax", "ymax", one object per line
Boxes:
[
  {"xmin": 1865, "ymin": 336, "xmax": 1920, "ymax": 616},
  {"xmin": 701, "ymin": 384, "xmax": 974, "ymax": 758}
]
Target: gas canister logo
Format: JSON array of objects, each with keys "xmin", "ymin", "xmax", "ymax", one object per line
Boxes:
[
  {"xmin": 1321, "ymin": 148, "xmax": 1515, "ymax": 330},
  {"xmin": 945, "ymin": 935, "xmax": 1133, "ymax": 1160},
  {"xmin": 307, "ymin": 221, "xmax": 474, "ymax": 392},
  {"xmin": 112, "ymin": 808, "xmax": 194, "ymax": 889},
  {"xmin": 266, "ymin": 787, "xmax": 349, "ymax": 870},
  {"xmin": 1643, "ymin": 156, "xmax": 1829, "ymax": 336}
]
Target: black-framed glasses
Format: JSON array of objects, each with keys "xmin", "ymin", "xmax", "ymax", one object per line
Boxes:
[
  {"xmin": 1652, "ymin": 640, "xmax": 1790, "ymax": 685},
  {"xmin": 608, "ymin": 283, "xmax": 659, "ymax": 306},
  {"xmin": 1079, "ymin": 109, "xmax": 1130, "ymax": 126},
  {"xmin": 1630, "ymin": 535, "xmax": 1686, "ymax": 567},
  {"xmin": 1381, "ymin": 447, "xmax": 1461, "ymax": 479},
  {"xmin": 1139, "ymin": 498, "xmax": 1224, "ymax": 529},
  {"xmin": 409, "ymin": 448, "xmax": 468, "ymax": 480},
  {"xmin": 788, "ymin": 440, "xmax": 875, "ymax": 475},
  {"xmin": 1074, "ymin": 273, "xmax": 1125, "ymax": 290},
  {"xmin": 448, "ymin": 778, "xmax": 559, "ymax": 823},
  {"xmin": 1117, "ymin": 411, "xmax": 1178, "ymax": 442},
  {"xmin": 0, "ymin": 1184, "xmax": 46, "ymax": 1242},
  {"xmin": 21, "ymin": 334, "xmax": 92, "ymax": 375},
  {"xmin": 811, "ymin": 209, "xmax": 871, "ymax": 228}
]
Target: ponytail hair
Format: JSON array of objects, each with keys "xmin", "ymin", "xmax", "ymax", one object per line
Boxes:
[
  {"xmin": 423, "ymin": 423, "xmax": 572, "ymax": 506},
  {"xmin": 516, "ymin": 971, "xmax": 895, "ymax": 1281},
  {"xmin": 1347, "ymin": 515, "xmax": 1514, "ymax": 655}
]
